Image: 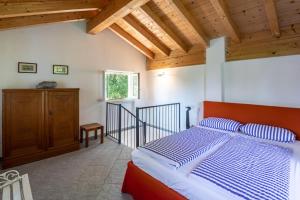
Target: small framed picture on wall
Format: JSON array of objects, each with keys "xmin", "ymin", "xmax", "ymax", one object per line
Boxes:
[
  {"xmin": 53, "ymin": 65, "xmax": 69, "ymax": 75},
  {"xmin": 18, "ymin": 62, "xmax": 37, "ymax": 73}
]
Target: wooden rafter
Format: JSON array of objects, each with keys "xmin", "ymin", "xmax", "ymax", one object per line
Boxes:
[
  {"xmin": 209, "ymin": 0, "xmax": 240, "ymax": 42},
  {"xmin": 140, "ymin": 4, "xmax": 189, "ymax": 52},
  {"xmin": 147, "ymin": 45, "xmax": 205, "ymax": 70},
  {"xmin": 0, "ymin": 0, "xmax": 107, "ymax": 18},
  {"xmin": 123, "ymin": 14, "xmax": 171, "ymax": 56},
  {"xmin": 109, "ymin": 23, "xmax": 155, "ymax": 59},
  {"xmin": 168, "ymin": 0, "xmax": 209, "ymax": 48},
  {"xmin": 263, "ymin": 0, "xmax": 280, "ymax": 37},
  {"xmin": 0, "ymin": 11, "xmax": 97, "ymax": 31},
  {"xmin": 87, "ymin": 0, "xmax": 150, "ymax": 34}
]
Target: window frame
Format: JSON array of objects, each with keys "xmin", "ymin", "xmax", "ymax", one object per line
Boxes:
[{"xmin": 104, "ymin": 70, "xmax": 140, "ymax": 101}]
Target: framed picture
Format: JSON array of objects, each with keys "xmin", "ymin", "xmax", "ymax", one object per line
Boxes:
[
  {"xmin": 53, "ymin": 65, "xmax": 69, "ymax": 75},
  {"xmin": 18, "ymin": 62, "xmax": 37, "ymax": 73}
]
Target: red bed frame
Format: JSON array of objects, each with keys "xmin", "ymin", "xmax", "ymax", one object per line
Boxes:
[{"xmin": 122, "ymin": 101, "xmax": 300, "ymax": 200}]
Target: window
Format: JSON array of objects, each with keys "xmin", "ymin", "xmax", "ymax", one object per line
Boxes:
[{"xmin": 105, "ymin": 71, "xmax": 140, "ymax": 101}]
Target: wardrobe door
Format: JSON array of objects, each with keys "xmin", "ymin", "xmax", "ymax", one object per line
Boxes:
[
  {"xmin": 47, "ymin": 90, "xmax": 79, "ymax": 149},
  {"xmin": 3, "ymin": 90, "xmax": 45, "ymax": 160}
]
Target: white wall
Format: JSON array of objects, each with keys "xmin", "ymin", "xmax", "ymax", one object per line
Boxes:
[
  {"xmin": 205, "ymin": 37, "xmax": 225, "ymax": 101},
  {"xmin": 146, "ymin": 41, "xmax": 300, "ymax": 129},
  {"xmin": 146, "ymin": 65, "xmax": 205, "ymax": 129},
  {"xmin": 143, "ymin": 37, "xmax": 225, "ymax": 129},
  {"xmin": 145, "ymin": 37, "xmax": 227, "ymax": 129},
  {"xmin": 224, "ymin": 55, "xmax": 300, "ymax": 107},
  {"xmin": 1, "ymin": 23, "xmax": 300, "ymax": 155},
  {"xmin": 0, "ymin": 21, "xmax": 147, "ymax": 155}
]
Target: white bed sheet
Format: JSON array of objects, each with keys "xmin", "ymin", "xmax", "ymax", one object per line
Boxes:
[{"xmin": 132, "ymin": 127, "xmax": 300, "ymax": 200}]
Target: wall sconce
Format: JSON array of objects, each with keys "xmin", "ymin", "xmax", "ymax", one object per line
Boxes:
[{"xmin": 157, "ymin": 71, "xmax": 166, "ymax": 77}]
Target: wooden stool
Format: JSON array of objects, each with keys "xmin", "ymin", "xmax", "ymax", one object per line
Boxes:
[{"xmin": 80, "ymin": 123, "xmax": 104, "ymax": 147}]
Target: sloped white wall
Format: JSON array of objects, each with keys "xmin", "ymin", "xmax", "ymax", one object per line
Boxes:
[{"xmin": 0, "ymin": 21, "xmax": 147, "ymax": 155}]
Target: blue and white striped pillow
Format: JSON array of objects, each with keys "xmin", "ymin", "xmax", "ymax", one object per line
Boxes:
[
  {"xmin": 199, "ymin": 117, "xmax": 242, "ymax": 132},
  {"xmin": 240, "ymin": 123, "xmax": 296, "ymax": 143}
]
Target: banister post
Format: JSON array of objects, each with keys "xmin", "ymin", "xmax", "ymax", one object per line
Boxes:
[
  {"xmin": 143, "ymin": 122, "xmax": 147, "ymax": 145},
  {"xmin": 179, "ymin": 104, "xmax": 181, "ymax": 132},
  {"xmin": 136, "ymin": 107, "xmax": 140, "ymax": 148},
  {"xmin": 118, "ymin": 104, "xmax": 122, "ymax": 144},
  {"xmin": 106, "ymin": 102, "xmax": 108, "ymax": 136}
]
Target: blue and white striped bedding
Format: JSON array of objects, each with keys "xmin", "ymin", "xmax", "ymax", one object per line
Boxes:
[
  {"xmin": 240, "ymin": 123, "xmax": 296, "ymax": 143},
  {"xmin": 191, "ymin": 136, "xmax": 292, "ymax": 200},
  {"xmin": 139, "ymin": 127, "xmax": 231, "ymax": 168},
  {"xmin": 200, "ymin": 117, "xmax": 242, "ymax": 132}
]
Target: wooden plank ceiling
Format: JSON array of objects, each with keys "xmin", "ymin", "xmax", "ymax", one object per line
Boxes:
[{"xmin": 0, "ymin": 0, "xmax": 299, "ymax": 70}]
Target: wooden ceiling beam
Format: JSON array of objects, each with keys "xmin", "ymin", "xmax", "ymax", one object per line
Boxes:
[
  {"xmin": 263, "ymin": 0, "xmax": 281, "ymax": 37},
  {"xmin": 87, "ymin": 0, "xmax": 150, "ymax": 34},
  {"xmin": 147, "ymin": 45, "xmax": 205, "ymax": 70},
  {"xmin": 140, "ymin": 4, "xmax": 189, "ymax": 52},
  {"xmin": 123, "ymin": 14, "xmax": 171, "ymax": 56},
  {"xmin": 209, "ymin": 0, "xmax": 240, "ymax": 42},
  {"xmin": 109, "ymin": 23, "xmax": 155, "ymax": 59},
  {"xmin": 0, "ymin": 11, "xmax": 97, "ymax": 31},
  {"xmin": 0, "ymin": 0, "xmax": 107, "ymax": 19},
  {"xmin": 168, "ymin": 0, "xmax": 209, "ymax": 48}
]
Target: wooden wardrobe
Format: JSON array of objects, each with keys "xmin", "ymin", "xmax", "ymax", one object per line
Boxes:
[{"xmin": 2, "ymin": 88, "xmax": 80, "ymax": 168}]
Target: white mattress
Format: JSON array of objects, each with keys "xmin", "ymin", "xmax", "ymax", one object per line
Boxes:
[{"xmin": 132, "ymin": 127, "xmax": 300, "ymax": 200}]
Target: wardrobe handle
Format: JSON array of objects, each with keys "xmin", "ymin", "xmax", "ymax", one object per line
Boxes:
[{"xmin": 49, "ymin": 111, "xmax": 53, "ymax": 116}]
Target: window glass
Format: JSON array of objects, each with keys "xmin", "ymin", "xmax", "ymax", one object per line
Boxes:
[{"xmin": 105, "ymin": 71, "xmax": 139, "ymax": 100}]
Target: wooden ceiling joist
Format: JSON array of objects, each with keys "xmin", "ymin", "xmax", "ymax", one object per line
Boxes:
[
  {"xmin": 263, "ymin": 0, "xmax": 281, "ymax": 37},
  {"xmin": 140, "ymin": 4, "xmax": 189, "ymax": 53},
  {"xmin": 109, "ymin": 23, "xmax": 155, "ymax": 59},
  {"xmin": 209, "ymin": 0, "xmax": 240, "ymax": 42},
  {"xmin": 147, "ymin": 44, "xmax": 205, "ymax": 70},
  {"xmin": 87, "ymin": 0, "xmax": 150, "ymax": 34},
  {"xmin": 168, "ymin": 0, "xmax": 209, "ymax": 48},
  {"xmin": 123, "ymin": 14, "xmax": 171, "ymax": 56},
  {"xmin": 0, "ymin": 11, "xmax": 97, "ymax": 31},
  {"xmin": 0, "ymin": 0, "xmax": 106, "ymax": 19},
  {"xmin": 227, "ymin": 23, "xmax": 300, "ymax": 61}
]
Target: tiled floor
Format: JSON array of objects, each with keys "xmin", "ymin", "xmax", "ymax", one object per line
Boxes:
[{"xmin": 1, "ymin": 138, "xmax": 133, "ymax": 200}]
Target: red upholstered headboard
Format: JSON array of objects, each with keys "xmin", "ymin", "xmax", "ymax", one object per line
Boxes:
[{"xmin": 204, "ymin": 101, "xmax": 300, "ymax": 140}]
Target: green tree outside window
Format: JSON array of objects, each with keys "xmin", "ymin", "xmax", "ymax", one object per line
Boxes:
[
  {"xmin": 106, "ymin": 74, "xmax": 128, "ymax": 100},
  {"xmin": 105, "ymin": 72, "xmax": 139, "ymax": 100}
]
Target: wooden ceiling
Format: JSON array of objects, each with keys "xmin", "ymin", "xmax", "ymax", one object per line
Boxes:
[{"xmin": 0, "ymin": 0, "xmax": 299, "ymax": 70}]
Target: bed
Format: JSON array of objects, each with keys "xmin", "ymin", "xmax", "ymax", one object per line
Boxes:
[{"xmin": 122, "ymin": 101, "xmax": 300, "ymax": 200}]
